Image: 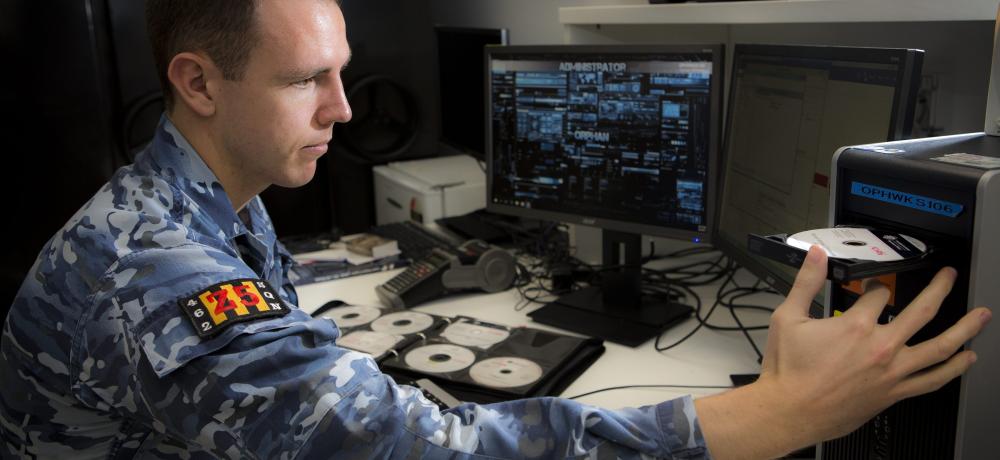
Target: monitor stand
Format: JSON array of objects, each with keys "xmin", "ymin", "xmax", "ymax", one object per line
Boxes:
[{"xmin": 528, "ymin": 229, "xmax": 693, "ymax": 347}]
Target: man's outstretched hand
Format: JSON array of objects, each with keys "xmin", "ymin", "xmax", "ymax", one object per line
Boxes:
[{"xmin": 695, "ymin": 246, "xmax": 991, "ymax": 460}]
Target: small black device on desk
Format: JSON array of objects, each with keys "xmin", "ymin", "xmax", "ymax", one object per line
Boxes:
[
  {"xmin": 279, "ymin": 231, "xmax": 343, "ymax": 254},
  {"xmin": 369, "ymin": 220, "xmax": 458, "ymax": 260},
  {"xmin": 436, "ymin": 210, "xmax": 512, "ymax": 244},
  {"xmin": 436, "ymin": 209, "xmax": 543, "ymax": 246},
  {"xmin": 375, "ymin": 240, "xmax": 517, "ymax": 308}
]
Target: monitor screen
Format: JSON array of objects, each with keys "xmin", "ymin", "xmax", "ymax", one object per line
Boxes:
[
  {"xmin": 715, "ymin": 44, "xmax": 923, "ymax": 297},
  {"xmin": 485, "ymin": 45, "xmax": 724, "ymax": 243},
  {"xmin": 436, "ymin": 26, "xmax": 508, "ymax": 160}
]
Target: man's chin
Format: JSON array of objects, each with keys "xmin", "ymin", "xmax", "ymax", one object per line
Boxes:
[
  {"xmin": 279, "ymin": 178, "xmax": 315, "ymax": 189},
  {"xmin": 274, "ymin": 166, "xmax": 317, "ymax": 189}
]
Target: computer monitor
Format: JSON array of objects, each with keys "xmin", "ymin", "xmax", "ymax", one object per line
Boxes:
[
  {"xmin": 485, "ymin": 44, "xmax": 725, "ymax": 346},
  {"xmin": 715, "ymin": 44, "xmax": 923, "ymax": 312},
  {"xmin": 435, "ymin": 26, "xmax": 508, "ymax": 160}
]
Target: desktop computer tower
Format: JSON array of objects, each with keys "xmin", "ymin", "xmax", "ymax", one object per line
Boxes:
[{"xmin": 820, "ymin": 133, "xmax": 999, "ymax": 459}]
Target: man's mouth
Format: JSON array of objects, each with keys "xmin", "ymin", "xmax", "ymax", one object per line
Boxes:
[{"xmin": 302, "ymin": 142, "xmax": 329, "ymax": 155}]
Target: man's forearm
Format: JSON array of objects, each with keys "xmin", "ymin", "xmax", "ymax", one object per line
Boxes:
[{"xmin": 694, "ymin": 381, "xmax": 814, "ymax": 460}]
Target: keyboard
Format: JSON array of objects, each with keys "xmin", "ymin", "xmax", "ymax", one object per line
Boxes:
[{"xmin": 370, "ymin": 221, "xmax": 457, "ymax": 260}]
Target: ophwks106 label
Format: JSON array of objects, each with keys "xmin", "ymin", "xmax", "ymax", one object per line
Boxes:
[
  {"xmin": 371, "ymin": 311, "xmax": 435, "ymax": 335},
  {"xmin": 468, "ymin": 357, "xmax": 544, "ymax": 388},
  {"xmin": 786, "ymin": 227, "xmax": 927, "ymax": 262},
  {"xmin": 319, "ymin": 305, "xmax": 382, "ymax": 328},
  {"xmin": 404, "ymin": 344, "xmax": 477, "ymax": 374}
]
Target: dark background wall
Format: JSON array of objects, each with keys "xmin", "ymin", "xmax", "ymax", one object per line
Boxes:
[
  {"xmin": 326, "ymin": 0, "xmax": 441, "ymax": 233},
  {"xmin": 5, "ymin": 0, "xmax": 133, "ymax": 316}
]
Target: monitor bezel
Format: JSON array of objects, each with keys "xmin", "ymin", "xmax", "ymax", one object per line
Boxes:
[
  {"xmin": 484, "ymin": 43, "xmax": 725, "ymax": 244},
  {"xmin": 713, "ymin": 43, "xmax": 924, "ymax": 295},
  {"xmin": 434, "ymin": 25, "xmax": 509, "ymax": 160}
]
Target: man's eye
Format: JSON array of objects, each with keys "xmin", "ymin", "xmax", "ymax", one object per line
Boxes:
[{"xmin": 293, "ymin": 77, "xmax": 316, "ymax": 88}]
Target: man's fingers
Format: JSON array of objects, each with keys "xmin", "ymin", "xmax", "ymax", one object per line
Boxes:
[
  {"xmin": 781, "ymin": 246, "xmax": 828, "ymax": 318},
  {"xmin": 843, "ymin": 279, "xmax": 892, "ymax": 324},
  {"xmin": 890, "ymin": 350, "xmax": 977, "ymax": 402},
  {"xmin": 889, "ymin": 268, "xmax": 957, "ymax": 342},
  {"xmin": 894, "ymin": 307, "xmax": 991, "ymax": 377}
]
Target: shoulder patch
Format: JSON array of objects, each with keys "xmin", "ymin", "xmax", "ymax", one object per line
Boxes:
[{"xmin": 178, "ymin": 278, "xmax": 290, "ymax": 338}]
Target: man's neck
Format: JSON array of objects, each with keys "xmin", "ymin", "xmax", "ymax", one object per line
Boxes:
[{"xmin": 168, "ymin": 110, "xmax": 262, "ymax": 212}]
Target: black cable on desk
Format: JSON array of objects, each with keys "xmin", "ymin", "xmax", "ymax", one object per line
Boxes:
[
  {"xmin": 718, "ymin": 276, "xmax": 783, "ymax": 363},
  {"xmin": 506, "ymin": 222, "xmax": 579, "ymax": 312},
  {"xmin": 512, "ymin": 240, "xmax": 775, "ymax": 366},
  {"xmin": 643, "ymin": 254, "xmax": 729, "ymax": 287},
  {"xmin": 509, "ymin": 240, "xmax": 730, "ymax": 324},
  {"xmin": 654, "ymin": 261, "xmax": 738, "ymax": 352},
  {"xmin": 654, "ymin": 261, "xmax": 773, "ymax": 351},
  {"xmin": 705, "ymin": 286, "xmax": 773, "ymax": 331},
  {"xmin": 653, "ymin": 280, "xmax": 729, "ymax": 352},
  {"xmin": 565, "ymin": 383, "xmax": 733, "ymax": 401},
  {"xmin": 727, "ymin": 289, "xmax": 765, "ymax": 362}
]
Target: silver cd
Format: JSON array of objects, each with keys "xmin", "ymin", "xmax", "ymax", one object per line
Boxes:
[
  {"xmin": 469, "ymin": 357, "xmax": 544, "ymax": 388},
  {"xmin": 336, "ymin": 331, "xmax": 402, "ymax": 357},
  {"xmin": 371, "ymin": 311, "xmax": 435, "ymax": 335},
  {"xmin": 441, "ymin": 322, "xmax": 510, "ymax": 349},
  {"xmin": 319, "ymin": 305, "xmax": 382, "ymax": 328},
  {"xmin": 404, "ymin": 344, "xmax": 476, "ymax": 374},
  {"xmin": 787, "ymin": 227, "xmax": 927, "ymax": 262}
]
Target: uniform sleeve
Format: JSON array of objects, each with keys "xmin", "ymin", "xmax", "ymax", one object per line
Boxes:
[{"xmin": 80, "ymin": 244, "xmax": 710, "ymax": 459}]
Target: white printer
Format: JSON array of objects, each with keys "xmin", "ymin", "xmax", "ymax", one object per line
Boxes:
[{"xmin": 373, "ymin": 155, "xmax": 486, "ymax": 225}]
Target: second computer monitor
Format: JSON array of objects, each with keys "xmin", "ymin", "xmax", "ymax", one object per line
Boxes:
[
  {"xmin": 485, "ymin": 44, "xmax": 724, "ymax": 244},
  {"xmin": 715, "ymin": 44, "xmax": 923, "ymax": 297}
]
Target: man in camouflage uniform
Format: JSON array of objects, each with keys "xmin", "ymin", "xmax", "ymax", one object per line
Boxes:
[
  {"xmin": 2, "ymin": 0, "xmax": 990, "ymax": 458},
  {"xmin": 0, "ymin": 1, "xmax": 708, "ymax": 457}
]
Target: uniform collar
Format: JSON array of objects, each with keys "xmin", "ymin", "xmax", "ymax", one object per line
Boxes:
[{"xmin": 138, "ymin": 115, "xmax": 269, "ymax": 243}]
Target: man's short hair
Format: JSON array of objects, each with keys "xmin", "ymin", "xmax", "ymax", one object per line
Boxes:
[
  {"xmin": 146, "ymin": 0, "xmax": 260, "ymax": 111},
  {"xmin": 145, "ymin": 0, "xmax": 341, "ymax": 111}
]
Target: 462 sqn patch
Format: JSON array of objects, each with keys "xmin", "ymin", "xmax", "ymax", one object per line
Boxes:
[{"xmin": 179, "ymin": 278, "xmax": 290, "ymax": 338}]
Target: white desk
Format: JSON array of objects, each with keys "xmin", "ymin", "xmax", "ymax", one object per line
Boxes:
[{"xmin": 294, "ymin": 258, "xmax": 782, "ymax": 410}]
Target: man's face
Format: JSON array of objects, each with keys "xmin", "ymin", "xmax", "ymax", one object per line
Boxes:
[{"xmin": 213, "ymin": 0, "xmax": 352, "ymax": 189}]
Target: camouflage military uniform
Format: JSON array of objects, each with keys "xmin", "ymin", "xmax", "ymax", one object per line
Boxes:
[{"xmin": 1, "ymin": 117, "xmax": 710, "ymax": 459}]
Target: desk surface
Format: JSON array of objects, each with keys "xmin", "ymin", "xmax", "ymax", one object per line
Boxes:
[{"xmin": 294, "ymin": 256, "xmax": 782, "ymax": 410}]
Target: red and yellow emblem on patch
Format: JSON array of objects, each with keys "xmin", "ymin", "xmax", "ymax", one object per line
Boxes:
[{"xmin": 178, "ymin": 278, "xmax": 290, "ymax": 338}]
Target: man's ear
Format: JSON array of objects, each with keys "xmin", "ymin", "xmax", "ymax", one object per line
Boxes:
[{"xmin": 167, "ymin": 52, "xmax": 219, "ymax": 117}]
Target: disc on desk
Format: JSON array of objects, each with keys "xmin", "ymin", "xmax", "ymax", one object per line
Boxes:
[
  {"xmin": 786, "ymin": 227, "xmax": 927, "ymax": 262},
  {"xmin": 319, "ymin": 305, "xmax": 382, "ymax": 328},
  {"xmin": 404, "ymin": 344, "xmax": 476, "ymax": 374},
  {"xmin": 371, "ymin": 311, "xmax": 435, "ymax": 335},
  {"xmin": 469, "ymin": 357, "xmax": 543, "ymax": 388},
  {"xmin": 441, "ymin": 322, "xmax": 510, "ymax": 349},
  {"xmin": 336, "ymin": 331, "xmax": 402, "ymax": 357}
]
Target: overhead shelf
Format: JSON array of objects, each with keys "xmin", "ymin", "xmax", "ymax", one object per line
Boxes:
[{"xmin": 558, "ymin": 0, "xmax": 998, "ymax": 25}]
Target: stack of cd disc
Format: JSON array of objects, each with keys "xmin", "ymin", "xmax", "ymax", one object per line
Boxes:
[
  {"xmin": 379, "ymin": 316, "xmax": 596, "ymax": 396},
  {"xmin": 469, "ymin": 357, "xmax": 544, "ymax": 388},
  {"xmin": 371, "ymin": 311, "xmax": 436, "ymax": 335},
  {"xmin": 315, "ymin": 305, "xmax": 446, "ymax": 360},
  {"xmin": 404, "ymin": 344, "xmax": 478, "ymax": 374},
  {"xmin": 318, "ymin": 305, "xmax": 382, "ymax": 329},
  {"xmin": 337, "ymin": 330, "xmax": 404, "ymax": 357},
  {"xmin": 311, "ymin": 308, "xmax": 605, "ymax": 403},
  {"xmin": 441, "ymin": 319, "xmax": 510, "ymax": 349}
]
